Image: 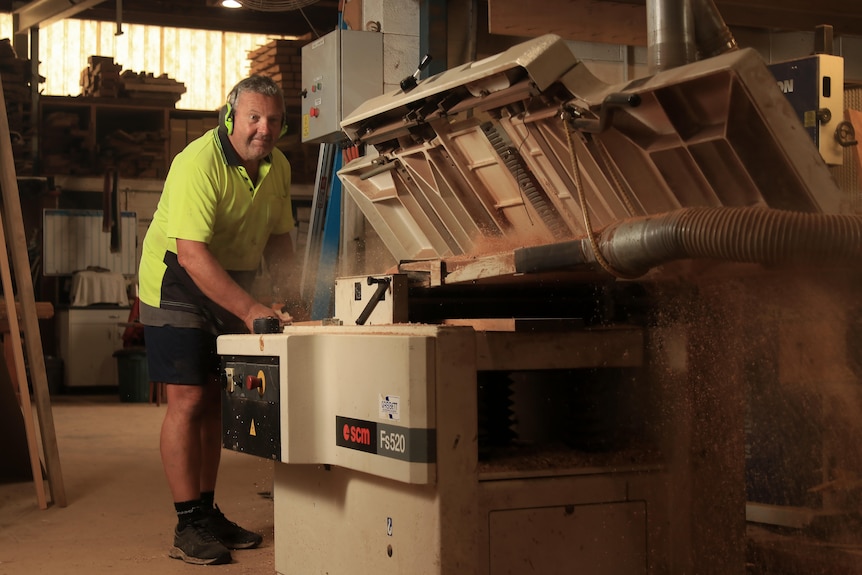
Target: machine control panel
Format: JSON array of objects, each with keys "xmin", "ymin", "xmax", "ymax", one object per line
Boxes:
[
  {"xmin": 300, "ymin": 28, "xmax": 383, "ymax": 143},
  {"xmin": 769, "ymin": 54, "xmax": 846, "ymax": 166},
  {"xmin": 221, "ymin": 355, "xmax": 280, "ymax": 460}
]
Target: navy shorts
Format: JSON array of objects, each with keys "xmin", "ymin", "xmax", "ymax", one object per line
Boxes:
[{"xmin": 144, "ymin": 325, "xmax": 221, "ymax": 385}]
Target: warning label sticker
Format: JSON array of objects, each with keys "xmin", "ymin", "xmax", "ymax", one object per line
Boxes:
[{"xmin": 378, "ymin": 394, "xmax": 401, "ymax": 421}]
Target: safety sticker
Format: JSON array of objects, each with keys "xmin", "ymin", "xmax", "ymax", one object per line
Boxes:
[{"xmin": 379, "ymin": 394, "xmax": 401, "ymax": 421}]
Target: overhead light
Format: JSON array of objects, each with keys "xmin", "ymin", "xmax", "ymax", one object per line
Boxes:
[{"xmin": 222, "ymin": 0, "xmax": 242, "ymax": 8}]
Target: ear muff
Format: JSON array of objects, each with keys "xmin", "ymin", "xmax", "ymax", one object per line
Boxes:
[{"xmin": 221, "ymin": 101, "xmax": 235, "ymax": 135}]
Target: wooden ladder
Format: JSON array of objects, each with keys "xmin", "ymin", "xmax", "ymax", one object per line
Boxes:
[{"xmin": 0, "ymin": 75, "xmax": 66, "ymax": 509}]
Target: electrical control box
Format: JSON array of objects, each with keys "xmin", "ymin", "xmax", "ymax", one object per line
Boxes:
[
  {"xmin": 769, "ymin": 54, "xmax": 845, "ymax": 166},
  {"xmin": 301, "ymin": 28, "xmax": 383, "ymax": 144}
]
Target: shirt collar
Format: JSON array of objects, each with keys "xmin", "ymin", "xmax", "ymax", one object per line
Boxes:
[{"xmin": 215, "ymin": 127, "xmax": 273, "ymax": 167}]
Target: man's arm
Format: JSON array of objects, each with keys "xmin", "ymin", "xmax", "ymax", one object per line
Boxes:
[{"xmin": 176, "ymin": 238, "xmax": 286, "ymax": 331}]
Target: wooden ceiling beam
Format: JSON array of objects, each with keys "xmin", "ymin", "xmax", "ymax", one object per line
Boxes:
[
  {"xmin": 488, "ymin": 0, "xmax": 649, "ymax": 46},
  {"xmin": 717, "ymin": 2, "xmax": 862, "ymax": 37},
  {"xmin": 17, "ymin": 0, "xmax": 342, "ymax": 37},
  {"xmin": 488, "ymin": 0, "xmax": 862, "ymax": 45},
  {"xmin": 77, "ymin": 5, "xmax": 336, "ymax": 37}
]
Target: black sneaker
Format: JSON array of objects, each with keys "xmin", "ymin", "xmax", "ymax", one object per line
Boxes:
[
  {"xmin": 203, "ymin": 504, "xmax": 264, "ymax": 550},
  {"xmin": 168, "ymin": 519, "xmax": 232, "ymax": 565}
]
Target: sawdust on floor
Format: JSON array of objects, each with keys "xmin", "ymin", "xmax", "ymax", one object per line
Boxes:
[{"xmin": 0, "ymin": 397, "xmax": 277, "ymax": 575}]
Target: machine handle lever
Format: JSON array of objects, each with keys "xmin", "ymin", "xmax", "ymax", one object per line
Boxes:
[
  {"xmin": 355, "ymin": 276, "xmax": 392, "ymax": 325},
  {"xmin": 400, "ymin": 53, "xmax": 433, "ymax": 93},
  {"xmin": 603, "ymin": 92, "xmax": 641, "ymax": 108},
  {"xmin": 416, "ymin": 53, "xmax": 432, "ymax": 74}
]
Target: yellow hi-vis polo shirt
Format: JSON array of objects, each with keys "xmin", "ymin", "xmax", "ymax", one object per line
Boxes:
[{"xmin": 138, "ymin": 127, "xmax": 294, "ymax": 326}]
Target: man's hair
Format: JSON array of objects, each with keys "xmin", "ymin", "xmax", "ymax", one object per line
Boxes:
[{"xmin": 226, "ymin": 74, "xmax": 285, "ymax": 109}]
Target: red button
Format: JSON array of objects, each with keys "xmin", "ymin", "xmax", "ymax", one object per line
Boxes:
[{"xmin": 245, "ymin": 375, "xmax": 262, "ymax": 390}]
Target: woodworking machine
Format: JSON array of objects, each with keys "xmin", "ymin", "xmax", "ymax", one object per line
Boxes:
[{"xmin": 219, "ymin": 34, "xmax": 862, "ymax": 575}]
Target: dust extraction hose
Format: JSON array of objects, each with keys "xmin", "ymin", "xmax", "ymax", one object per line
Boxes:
[{"xmin": 514, "ymin": 207, "xmax": 862, "ymax": 278}]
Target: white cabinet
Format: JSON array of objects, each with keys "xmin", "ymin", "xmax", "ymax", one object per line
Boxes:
[{"xmin": 57, "ymin": 308, "xmax": 129, "ymax": 387}]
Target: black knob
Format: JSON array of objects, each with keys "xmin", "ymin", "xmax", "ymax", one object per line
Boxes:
[{"xmin": 253, "ymin": 316, "xmax": 281, "ymax": 334}]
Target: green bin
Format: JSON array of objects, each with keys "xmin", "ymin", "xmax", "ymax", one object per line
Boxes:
[{"xmin": 114, "ymin": 347, "xmax": 150, "ymax": 403}]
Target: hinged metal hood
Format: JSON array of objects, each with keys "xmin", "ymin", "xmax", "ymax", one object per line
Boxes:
[{"xmin": 338, "ymin": 34, "xmax": 844, "ymax": 268}]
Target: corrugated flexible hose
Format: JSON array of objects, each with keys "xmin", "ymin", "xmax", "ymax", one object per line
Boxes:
[{"xmin": 514, "ymin": 207, "xmax": 862, "ymax": 278}]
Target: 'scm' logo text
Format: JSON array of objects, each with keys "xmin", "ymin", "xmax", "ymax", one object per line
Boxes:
[{"xmin": 343, "ymin": 423, "xmax": 371, "ymax": 445}]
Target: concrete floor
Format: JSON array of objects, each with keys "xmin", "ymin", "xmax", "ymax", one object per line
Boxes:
[
  {"xmin": 4, "ymin": 395, "xmax": 859, "ymax": 575},
  {"xmin": 0, "ymin": 395, "xmax": 276, "ymax": 575}
]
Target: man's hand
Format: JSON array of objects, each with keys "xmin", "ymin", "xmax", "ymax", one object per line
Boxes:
[
  {"xmin": 271, "ymin": 304, "xmax": 294, "ymax": 325},
  {"xmin": 243, "ymin": 302, "xmax": 293, "ymax": 333},
  {"xmin": 272, "ymin": 300, "xmax": 310, "ymax": 324}
]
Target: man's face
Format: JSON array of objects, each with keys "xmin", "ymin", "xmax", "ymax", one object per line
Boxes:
[{"xmin": 227, "ymin": 91, "xmax": 284, "ymax": 164}]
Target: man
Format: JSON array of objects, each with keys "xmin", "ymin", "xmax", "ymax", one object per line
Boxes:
[{"xmin": 138, "ymin": 75, "xmax": 295, "ymax": 565}]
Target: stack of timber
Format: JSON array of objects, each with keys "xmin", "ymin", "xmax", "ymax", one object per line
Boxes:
[
  {"xmin": 80, "ymin": 56, "xmax": 123, "ymax": 98},
  {"xmin": 0, "ymin": 39, "xmax": 38, "ymax": 174},
  {"xmin": 72, "ymin": 56, "xmax": 184, "ymax": 177},
  {"xmin": 120, "ymin": 70, "xmax": 186, "ymax": 104},
  {"xmin": 248, "ymin": 37, "xmax": 318, "ymax": 184},
  {"xmin": 101, "ymin": 128, "xmax": 167, "ymax": 179},
  {"xmin": 80, "ymin": 56, "xmax": 186, "ymax": 105},
  {"xmin": 40, "ymin": 110, "xmax": 90, "ymax": 175}
]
